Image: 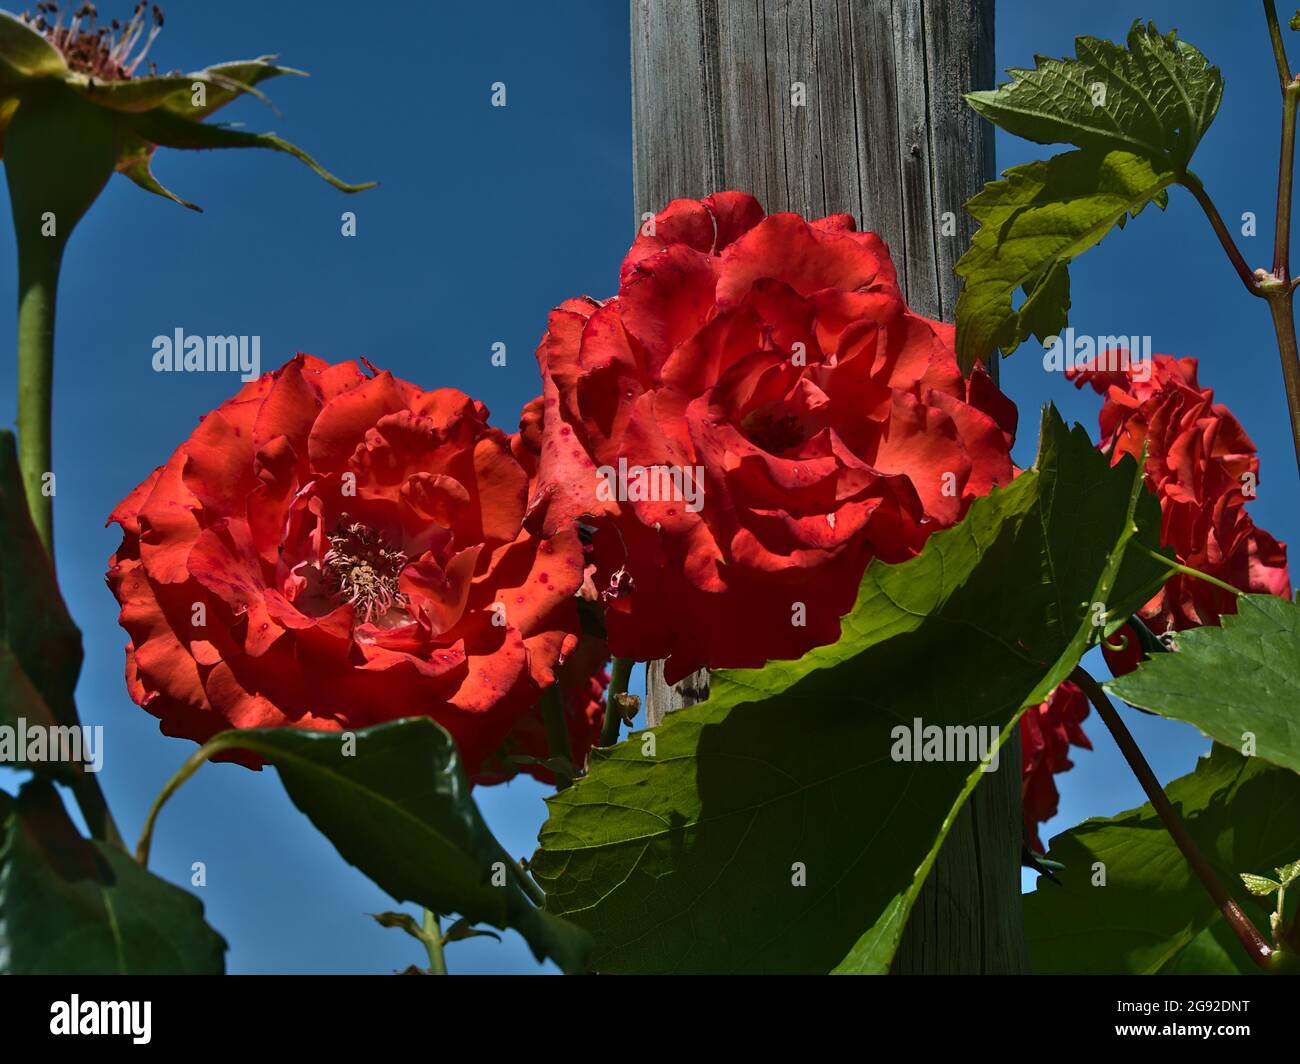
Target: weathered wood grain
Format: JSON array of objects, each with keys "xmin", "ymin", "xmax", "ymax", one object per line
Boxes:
[{"xmin": 631, "ymin": 0, "xmax": 1024, "ymax": 973}]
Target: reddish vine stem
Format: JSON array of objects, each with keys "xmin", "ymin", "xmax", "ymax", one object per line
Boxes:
[
  {"xmin": 1266, "ymin": 0, "xmax": 1299, "ymax": 283},
  {"xmin": 1180, "ymin": 173, "xmax": 1261, "ymax": 296},
  {"xmin": 1263, "ymin": 292, "xmax": 1300, "ymax": 479},
  {"xmin": 1273, "ymin": 80, "xmax": 1300, "ymax": 280},
  {"xmin": 1263, "ymin": 1, "xmax": 1300, "ymax": 481},
  {"xmin": 1187, "ymin": 3, "xmax": 1300, "ymax": 480},
  {"xmin": 1069, "ymin": 667, "xmax": 1274, "ymax": 969}
]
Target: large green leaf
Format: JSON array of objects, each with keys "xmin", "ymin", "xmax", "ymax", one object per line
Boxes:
[
  {"xmin": 954, "ymin": 149, "xmax": 1174, "ymax": 373},
  {"xmin": 1107, "ymin": 595, "xmax": 1300, "ymax": 775},
  {"xmin": 0, "ymin": 430, "xmax": 84, "ymax": 784},
  {"xmin": 153, "ymin": 718, "xmax": 592, "ymax": 973},
  {"xmin": 0, "ymin": 780, "xmax": 225, "ymax": 974},
  {"xmin": 531, "ymin": 407, "xmax": 1164, "ymax": 974},
  {"xmin": 966, "ymin": 22, "xmax": 1221, "ymax": 168},
  {"xmin": 0, "ymin": 646, "xmax": 72, "ymax": 779},
  {"xmin": 1024, "ymin": 744, "xmax": 1298, "ymax": 974},
  {"xmin": 0, "ymin": 431, "xmax": 82, "ymax": 729},
  {"xmin": 1160, "ymin": 918, "xmax": 1264, "ymax": 975}
]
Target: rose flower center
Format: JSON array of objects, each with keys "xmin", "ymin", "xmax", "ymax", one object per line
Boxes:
[
  {"xmin": 741, "ymin": 408, "xmax": 808, "ymax": 455},
  {"xmin": 321, "ymin": 519, "xmax": 409, "ymax": 624}
]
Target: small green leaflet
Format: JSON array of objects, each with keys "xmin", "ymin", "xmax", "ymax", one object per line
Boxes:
[
  {"xmin": 1240, "ymin": 873, "xmax": 1282, "ymax": 897},
  {"xmin": 371, "ymin": 910, "xmax": 426, "ymax": 940},
  {"xmin": 1107, "ymin": 595, "xmax": 1300, "ymax": 776},
  {"xmin": 371, "ymin": 910, "xmax": 502, "ymax": 948},
  {"xmin": 954, "ymin": 149, "xmax": 1174, "ymax": 373},
  {"xmin": 966, "ymin": 21, "xmax": 1222, "ymax": 168}
]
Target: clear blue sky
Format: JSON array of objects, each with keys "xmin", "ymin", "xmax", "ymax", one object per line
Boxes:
[{"xmin": 0, "ymin": 1, "xmax": 1290, "ymax": 973}]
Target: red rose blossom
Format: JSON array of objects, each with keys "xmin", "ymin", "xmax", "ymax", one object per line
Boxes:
[
  {"xmin": 472, "ymin": 396, "xmax": 612, "ymax": 786},
  {"xmin": 1020, "ymin": 681, "xmax": 1091, "ymax": 852},
  {"xmin": 529, "ymin": 192, "xmax": 1017, "ymax": 681},
  {"xmin": 473, "ymin": 629, "xmax": 611, "ymax": 786},
  {"xmin": 107, "ymin": 354, "xmax": 586, "ymax": 775},
  {"xmin": 1068, "ymin": 353, "xmax": 1290, "ymax": 668},
  {"xmin": 1019, "ymin": 353, "xmax": 1292, "ymax": 850}
]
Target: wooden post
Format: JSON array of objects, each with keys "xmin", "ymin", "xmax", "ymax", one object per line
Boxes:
[{"xmin": 632, "ymin": 0, "xmax": 1026, "ymax": 973}]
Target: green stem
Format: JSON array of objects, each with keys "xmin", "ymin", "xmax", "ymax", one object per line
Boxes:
[
  {"xmin": 5, "ymin": 84, "xmax": 121, "ymax": 846},
  {"xmin": 1136, "ymin": 543, "xmax": 1249, "ymax": 601},
  {"xmin": 1266, "ymin": 0, "xmax": 1293, "ymax": 92},
  {"xmin": 14, "ymin": 245, "xmax": 123, "ymax": 849},
  {"xmin": 15, "ymin": 234, "xmax": 61, "ymax": 557},
  {"xmin": 136, "ymin": 739, "xmax": 220, "ymax": 864},
  {"xmin": 599, "ymin": 657, "xmax": 635, "ymax": 747},
  {"xmin": 5, "ymin": 83, "xmax": 115, "ymax": 562},
  {"xmin": 14, "ymin": 241, "xmax": 122, "ymax": 848},
  {"xmin": 491, "ymin": 838, "xmax": 545, "ymax": 906},
  {"xmin": 422, "ymin": 909, "xmax": 448, "ymax": 975},
  {"xmin": 1071, "ymin": 667, "xmax": 1274, "ymax": 970},
  {"xmin": 539, "ymin": 684, "xmax": 573, "ymax": 790}
]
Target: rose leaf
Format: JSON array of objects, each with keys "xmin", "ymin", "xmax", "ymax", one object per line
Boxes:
[{"xmin": 0, "ymin": 780, "xmax": 226, "ymax": 973}]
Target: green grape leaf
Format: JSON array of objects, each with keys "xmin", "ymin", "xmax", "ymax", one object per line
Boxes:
[
  {"xmin": 1025, "ymin": 745, "xmax": 1295, "ymax": 974},
  {"xmin": 1107, "ymin": 595, "xmax": 1300, "ymax": 776},
  {"xmin": 955, "ymin": 149, "xmax": 1174, "ymax": 373},
  {"xmin": 966, "ymin": 21, "xmax": 1222, "ymax": 168}
]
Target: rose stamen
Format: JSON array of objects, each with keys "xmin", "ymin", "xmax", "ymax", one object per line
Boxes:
[
  {"xmin": 24, "ymin": 1, "xmax": 166, "ymax": 81},
  {"xmin": 322, "ymin": 518, "xmax": 409, "ymax": 625}
]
